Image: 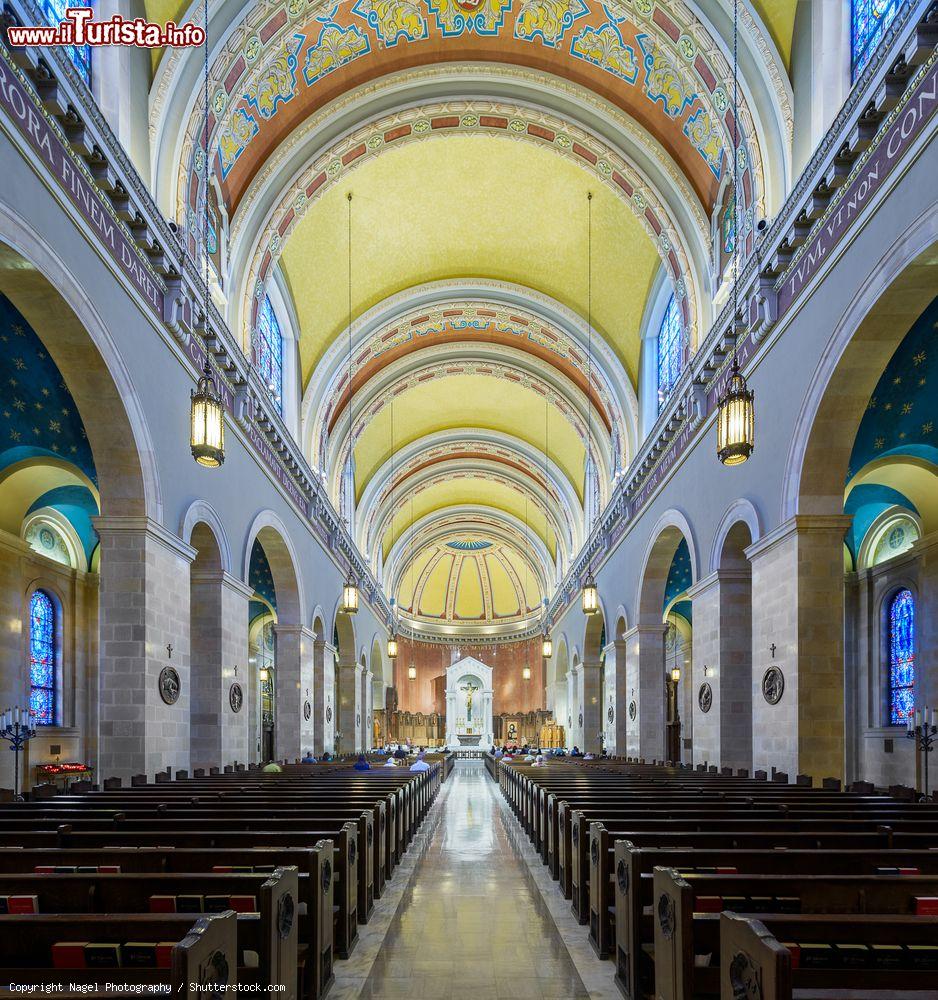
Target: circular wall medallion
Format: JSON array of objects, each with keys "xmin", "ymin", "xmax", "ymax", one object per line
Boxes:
[
  {"xmin": 303, "ymin": 699, "xmax": 311, "ymax": 721},
  {"xmin": 578, "ymin": 712, "xmax": 583, "ymax": 728},
  {"xmin": 607, "ymin": 705, "xmax": 614, "ymax": 724},
  {"xmin": 628, "ymin": 700, "xmax": 636, "ymax": 721},
  {"xmin": 229, "ymin": 683, "xmax": 243, "ymax": 713},
  {"xmin": 698, "ymin": 682, "xmax": 713, "ymax": 714},
  {"xmin": 158, "ymin": 666, "xmax": 180, "ymax": 705},
  {"xmin": 761, "ymin": 666, "xmax": 785, "ymax": 705},
  {"xmin": 326, "ymin": 704, "xmax": 332, "ymax": 723},
  {"xmin": 356, "ymin": 712, "xmax": 361, "ymax": 727}
]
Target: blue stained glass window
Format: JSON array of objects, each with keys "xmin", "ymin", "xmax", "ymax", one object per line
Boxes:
[
  {"xmin": 656, "ymin": 294, "xmax": 683, "ymax": 412},
  {"xmin": 29, "ymin": 590, "xmax": 57, "ymax": 726},
  {"xmin": 255, "ymin": 295, "xmax": 283, "ymax": 413},
  {"xmin": 888, "ymin": 588, "xmax": 914, "ymax": 725},
  {"xmin": 851, "ymin": 0, "xmax": 902, "ymax": 81},
  {"xmin": 37, "ymin": 0, "xmax": 92, "ymax": 86}
]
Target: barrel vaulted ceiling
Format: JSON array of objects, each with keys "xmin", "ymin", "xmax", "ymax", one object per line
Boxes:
[{"xmin": 150, "ymin": 0, "xmax": 796, "ymax": 633}]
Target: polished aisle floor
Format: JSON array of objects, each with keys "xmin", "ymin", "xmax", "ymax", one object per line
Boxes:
[{"xmin": 340, "ymin": 759, "xmax": 606, "ymax": 1000}]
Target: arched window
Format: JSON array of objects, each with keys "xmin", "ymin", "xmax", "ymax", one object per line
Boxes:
[
  {"xmin": 29, "ymin": 590, "xmax": 57, "ymax": 726},
  {"xmin": 887, "ymin": 588, "xmax": 914, "ymax": 725},
  {"xmin": 255, "ymin": 295, "xmax": 283, "ymax": 413},
  {"xmin": 37, "ymin": 0, "xmax": 91, "ymax": 85},
  {"xmin": 656, "ymin": 294, "xmax": 683, "ymax": 412},
  {"xmin": 851, "ymin": 0, "xmax": 902, "ymax": 81}
]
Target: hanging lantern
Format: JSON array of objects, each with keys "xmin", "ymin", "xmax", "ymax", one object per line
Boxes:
[
  {"xmin": 387, "ymin": 633, "xmax": 398, "ymax": 659},
  {"xmin": 716, "ymin": 366, "xmax": 754, "ymax": 466},
  {"xmin": 542, "ymin": 633, "xmax": 553, "ymax": 659},
  {"xmin": 582, "ymin": 576, "xmax": 599, "ymax": 616},
  {"xmin": 258, "ymin": 666, "xmax": 269, "ymax": 683},
  {"xmin": 522, "ymin": 664, "xmax": 531, "ymax": 681},
  {"xmin": 190, "ymin": 364, "xmax": 225, "ymax": 467},
  {"xmin": 341, "ymin": 577, "xmax": 359, "ymax": 614},
  {"xmin": 407, "ymin": 662, "xmax": 417, "ymax": 681},
  {"xmin": 670, "ymin": 665, "xmax": 681, "ymax": 683}
]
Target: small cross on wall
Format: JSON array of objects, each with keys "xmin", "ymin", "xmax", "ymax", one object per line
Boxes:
[
  {"xmin": 166, "ymin": 643, "xmax": 174, "ymax": 659},
  {"xmin": 769, "ymin": 643, "xmax": 777, "ymax": 659}
]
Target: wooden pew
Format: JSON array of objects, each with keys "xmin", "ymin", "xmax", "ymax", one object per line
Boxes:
[
  {"xmin": 0, "ymin": 868, "xmax": 300, "ymax": 1000},
  {"xmin": 654, "ymin": 867, "xmax": 938, "ymax": 999},
  {"xmin": 719, "ymin": 911, "xmax": 938, "ymax": 999},
  {"xmin": 0, "ymin": 911, "xmax": 237, "ymax": 998}
]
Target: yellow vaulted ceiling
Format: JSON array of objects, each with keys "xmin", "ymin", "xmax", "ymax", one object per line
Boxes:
[
  {"xmin": 382, "ymin": 476, "xmax": 555, "ymax": 559},
  {"xmin": 280, "ymin": 135, "xmax": 660, "ymax": 388},
  {"xmin": 397, "ymin": 538, "xmax": 542, "ymax": 623},
  {"xmin": 357, "ymin": 373, "xmax": 584, "ymax": 505}
]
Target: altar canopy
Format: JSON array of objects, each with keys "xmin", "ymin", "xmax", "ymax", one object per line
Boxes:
[{"xmin": 444, "ymin": 657, "xmax": 494, "ymax": 749}]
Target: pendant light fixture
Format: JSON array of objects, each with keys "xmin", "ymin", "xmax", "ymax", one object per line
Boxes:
[
  {"xmin": 190, "ymin": 0, "xmax": 225, "ymax": 468},
  {"xmin": 581, "ymin": 191, "xmax": 598, "ymax": 616},
  {"xmin": 716, "ymin": 0, "xmax": 754, "ymax": 466},
  {"xmin": 387, "ymin": 371, "xmax": 398, "ymax": 658},
  {"xmin": 406, "ymin": 472, "xmax": 416, "ymax": 682},
  {"xmin": 541, "ymin": 394, "xmax": 553, "ymax": 659},
  {"xmin": 523, "ymin": 498, "xmax": 532, "ymax": 681},
  {"xmin": 341, "ymin": 191, "xmax": 359, "ymax": 613}
]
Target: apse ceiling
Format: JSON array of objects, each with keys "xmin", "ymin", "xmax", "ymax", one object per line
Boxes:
[{"xmin": 150, "ymin": 0, "xmax": 796, "ymax": 635}]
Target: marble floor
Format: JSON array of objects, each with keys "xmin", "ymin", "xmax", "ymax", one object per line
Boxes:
[{"xmin": 329, "ymin": 759, "xmax": 619, "ymax": 1000}]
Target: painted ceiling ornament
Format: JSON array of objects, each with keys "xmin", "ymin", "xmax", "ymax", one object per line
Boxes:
[
  {"xmin": 303, "ymin": 19, "xmax": 371, "ymax": 87},
  {"xmin": 427, "ymin": 0, "xmax": 512, "ymax": 37},
  {"xmin": 246, "ymin": 38, "xmax": 303, "ymax": 121},
  {"xmin": 514, "ymin": 0, "xmax": 588, "ymax": 48},
  {"xmin": 761, "ymin": 666, "xmax": 784, "ymax": 706},
  {"xmin": 571, "ymin": 21, "xmax": 639, "ymax": 83},
  {"xmin": 352, "ymin": 0, "xmax": 428, "ymax": 44},
  {"xmin": 159, "ymin": 666, "xmax": 181, "ymax": 706},
  {"xmin": 637, "ymin": 33, "xmax": 694, "ymax": 118}
]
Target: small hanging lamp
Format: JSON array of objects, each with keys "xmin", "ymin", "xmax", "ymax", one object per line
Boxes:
[
  {"xmin": 387, "ymin": 629, "xmax": 398, "ymax": 659},
  {"xmin": 191, "ymin": 362, "xmax": 225, "ymax": 467},
  {"xmin": 522, "ymin": 662, "xmax": 531, "ymax": 681},
  {"xmin": 542, "ymin": 631, "xmax": 553, "ymax": 660},
  {"xmin": 341, "ymin": 575, "xmax": 359, "ymax": 615},
  {"xmin": 717, "ymin": 0, "xmax": 754, "ymax": 466},
  {"xmin": 190, "ymin": 0, "xmax": 224, "ymax": 468},
  {"xmin": 581, "ymin": 575, "xmax": 599, "ymax": 616},
  {"xmin": 408, "ymin": 661, "xmax": 417, "ymax": 681}
]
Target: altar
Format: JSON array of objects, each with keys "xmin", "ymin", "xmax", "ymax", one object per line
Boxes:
[{"xmin": 444, "ymin": 656, "xmax": 494, "ymax": 749}]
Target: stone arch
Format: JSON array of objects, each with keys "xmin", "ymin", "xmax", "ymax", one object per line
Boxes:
[
  {"xmin": 782, "ymin": 210, "xmax": 938, "ymax": 521},
  {"xmin": 0, "ymin": 204, "xmax": 159, "ymax": 521},
  {"xmin": 613, "ymin": 607, "xmax": 628, "ymax": 641},
  {"xmin": 242, "ymin": 511, "xmax": 305, "ymax": 625},
  {"xmin": 636, "ymin": 509, "xmax": 698, "ymax": 625},
  {"xmin": 709, "ymin": 499, "xmax": 762, "ymax": 576},
  {"xmin": 331, "ymin": 601, "xmax": 359, "ymax": 753},
  {"xmin": 180, "ymin": 500, "xmax": 233, "ymax": 575}
]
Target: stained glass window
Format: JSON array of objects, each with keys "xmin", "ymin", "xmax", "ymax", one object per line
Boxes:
[
  {"xmin": 29, "ymin": 589, "xmax": 57, "ymax": 726},
  {"xmin": 37, "ymin": 0, "xmax": 92, "ymax": 85},
  {"xmin": 656, "ymin": 294, "xmax": 683, "ymax": 412},
  {"xmin": 851, "ymin": 0, "xmax": 902, "ymax": 81},
  {"xmin": 888, "ymin": 588, "xmax": 914, "ymax": 725},
  {"xmin": 255, "ymin": 295, "xmax": 283, "ymax": 413}
]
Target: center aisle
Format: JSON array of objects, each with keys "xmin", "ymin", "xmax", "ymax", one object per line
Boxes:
[{"xmin": 353, "ymin": 758, "xmax": 592, "ymax": 999}]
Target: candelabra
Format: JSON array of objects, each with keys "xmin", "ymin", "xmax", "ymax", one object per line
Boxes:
[
  {"xmin": 906, "ymin": 707, "xmax": 937, "ymax": 799},
  {"xmin": 1, "ymin": 707, "xmax": 37, "ymax": 799}
]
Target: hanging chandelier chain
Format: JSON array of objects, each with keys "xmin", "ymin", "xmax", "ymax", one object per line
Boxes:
[
  {"xmin": 346, "ymin": 192, "xmax": 354, "ymax": 580},
  {"xmin": 586, "ymin": 190, "xmax": 594, "ymax": 578},
  {"xmin": 731, "ymin": 0, "xmax": 740, "ymax": 373},
  {"xmin": 201, "ymin": 0, "xmax": 210, "ymax": 378}
]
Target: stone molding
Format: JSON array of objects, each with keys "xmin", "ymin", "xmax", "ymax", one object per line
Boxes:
[
  {"xmin": 744, "ymin": 514, "xmax": 853, "ymax": 562},
  {"xmin": 92, "ymin": 516, "xmax": 198, "ymax": 563}
]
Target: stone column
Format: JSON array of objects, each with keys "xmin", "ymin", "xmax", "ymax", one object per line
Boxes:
[
  {"xmin": 747, "ymin": 515, "xmax": 851, "ymax": 780},
  {"xmin": 311, "ymin": 639, "xmax": 334, "ymax": 756},
  {"xmin": 94, "ymin": 517, "xmax": 195, "ymax": 781},
  {"xmin": 566, "ymin": 668, "xmax": 577, "ymax": 746},
  {"xmin": 273, "ymin": 624, "xmax": 315, "ymax": 762},
  {"xmin": 582, "ymin": 658, "xmax": 603, "ymax": 754},
  {"xmin": 604, "ymin": 639, "xmax": 628, "ymax": 754},
  {"xmin": 624, "ymin": 624, "xmax": 666, "ymax": 761},
  {"xmin": 189, "ymin": 569, "xmax": 252, "ymax": 770},
  {"xmin": 362, "ymin": 669, "xmax": 374, "ymax": 750},
  {"xmin": 338, "ymin": 658, "xmax": 363, "ymax": 753}
]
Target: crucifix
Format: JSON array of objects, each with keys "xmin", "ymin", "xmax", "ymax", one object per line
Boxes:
[
  {"xmin": 166, "ymin": 643, "xmax": 174, "ymax": 659},
  {"xmin": 769, "ymin": 643, "xmax": 777, "ymax": 659},
  {"xmin": 460, "ymin": 681, "xmax": 480, "ymax": 723}
]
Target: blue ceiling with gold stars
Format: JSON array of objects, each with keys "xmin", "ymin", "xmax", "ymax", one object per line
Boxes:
[
  {"xmin": 0, "ymin": 293, "xmax": 96, "ymax": 483},
  {"xmin": 249, "ymin": 539, "xmax": 278, "ymax": 611},
  {"xmin": 849, "ymin": 296, "xmax": 937, "ymax": 479},
  {"xmin": 663, "ymin": 538, "xmax": 692, "ymax": 618}
]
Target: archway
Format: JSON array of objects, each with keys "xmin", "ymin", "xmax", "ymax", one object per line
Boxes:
[
  {"xmin": 582, "ymin": 610, "xmax": 607, "ymax": 754},
  {"xmin": 333, "ymin": 607, "xmax": 357, "ymax": 753},
  {"xmin": 0, "ymin": 221, "xmax": 158, "ymax": 782}
]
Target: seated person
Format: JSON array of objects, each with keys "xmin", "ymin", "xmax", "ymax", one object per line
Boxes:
[
  {"xmin": 383, "ymin": 757, "xmax": 398, "ymax": 767},
  {"xmin": 393, "ymin": 746, "xmax": 408, "ymax": 760},
  {"xmin": 261, "ymin": 761, "xmax": 283, "ymax": 773},
  {"xmin": 583, "ymin": 752, "xmax": 595, "ymax": 760},
  {"xmin": 301, "ymin": 750, "xmax": 316, "ymax": 763},
  {"xmin": 494, "ymin": 748, "xmax": 504, "ymax": 759},
  {"xmin": 570, "ymin": 746, "xmax": 583, "ymax": 757},
  {"xmin": 409, "ymin": 752, "xmax": 430, "ymax": 772},
  {"xmin": 523, "ymin": 751, "xmax": 537, "ymax": 762},
  {"xmin": 532, "ymin": 754, "xmax": 547, "ymax": 767},
  {"xmin": 353, "ymin": 754, "xmax": 371, "ymax": 771}
]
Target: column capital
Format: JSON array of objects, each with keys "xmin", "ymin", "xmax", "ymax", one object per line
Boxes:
[
  {"xmin": 190, "ymin": 568, "xmax": 255, "ymax": 599},
  {"xmin": 745, "ymin": 514, "xmax": 852, "ymax": 561},
  {"xmin": 622, "ymin": 623, "xmax": 667, "ymax": 641},
  {"xmin": 273, "ymin": 623, "xmax": 316, "ymax": 640},
  {"xmin": 93, "ymin": 515, "xmax": 197, "ymax": 562}
]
